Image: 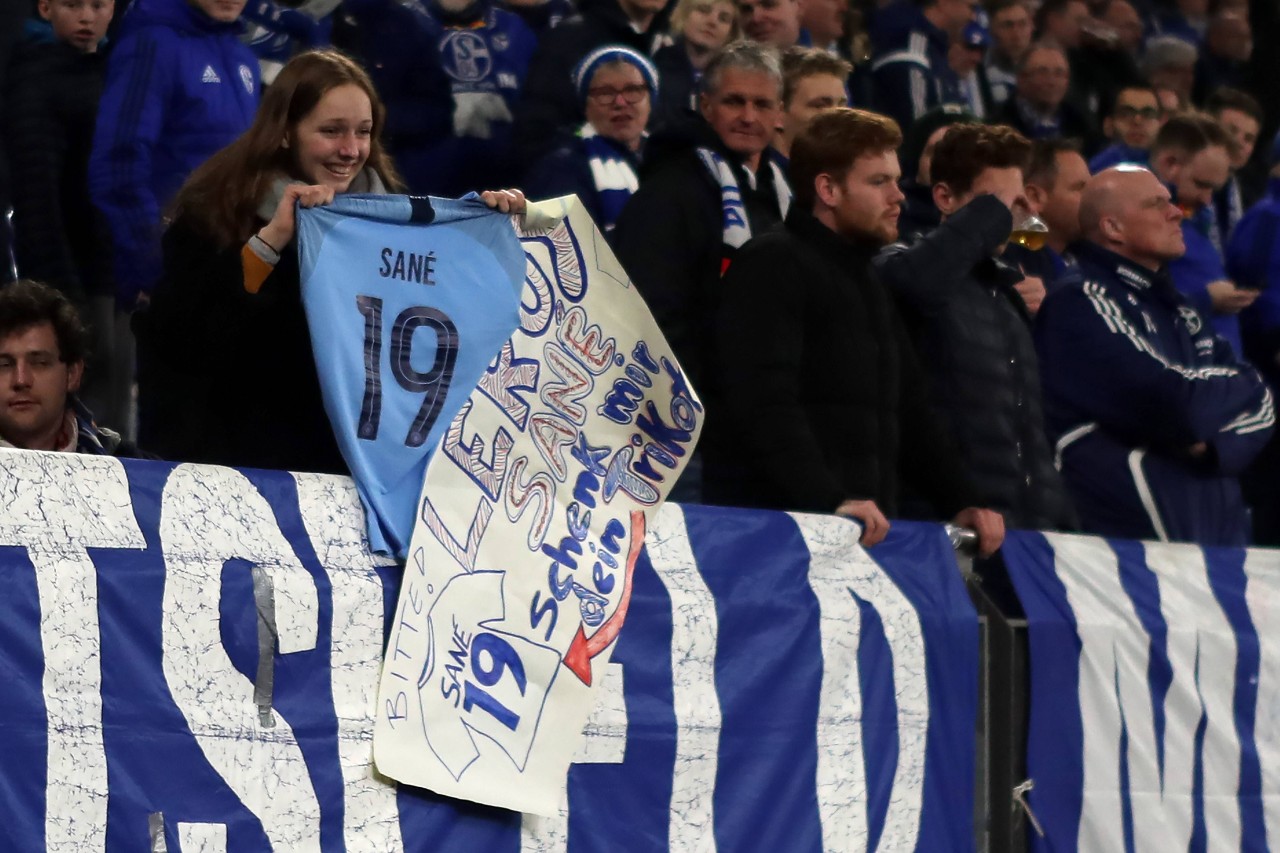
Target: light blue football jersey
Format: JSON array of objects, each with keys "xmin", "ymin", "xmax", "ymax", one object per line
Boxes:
[{"xmin": 298, "ymin": 194, "xmax": 525, "ymax": 556}]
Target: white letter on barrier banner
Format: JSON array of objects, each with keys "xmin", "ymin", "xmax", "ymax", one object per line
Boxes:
[
  {"xmin": 1143, "ymin": 542, "xmax": 1241, "ymax": 851},
  {"xmin": 1049, "ymin": 534, "xmax": 1242, "ymax": 852},
  {"xmin": 0, "ymin": 452, "xmax": 145, "ymax": 852},
  {"xmin": 159, "ymin": 465, "xmax": 322, "ymax": 850},
  {"xmin": 176, "ymin": 822, "xmax": 227, "ymax": 852},
  {"xmin": 293, "ymin": 473, "xmax": 405, "ymax": 852},
  {"xmin": 646, "ymin": 503, "xmax": 722, "ymax": 851},
  {"xmin": 795, "ymin": 515, "xmax": 868, "ymax": 849},
  {"xmin": 1244, "ymin": 547, "xmax": 1280, "ymax": 850},
  {"xmin": 792, "ymin": 513, "xmax": 928, "ymax": 852}
]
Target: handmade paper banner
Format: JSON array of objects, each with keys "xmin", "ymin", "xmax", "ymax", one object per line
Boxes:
[{"xmin": 373, "ymin": 197, "xmax": 704, "ymax": 814}]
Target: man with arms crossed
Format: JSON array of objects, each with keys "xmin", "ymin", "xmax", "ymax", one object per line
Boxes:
[{"xmin": 1036, "ymin": 166, "xmax": 1273, "ymax": 545}]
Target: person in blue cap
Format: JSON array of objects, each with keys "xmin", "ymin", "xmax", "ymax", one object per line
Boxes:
[
  {"xmin": 513, "ymin": 0, "xmax": 670, "ymax": 167},
  {"xmin": 523, "ymin": 46, "xmax": 657, "ymax": 237}
]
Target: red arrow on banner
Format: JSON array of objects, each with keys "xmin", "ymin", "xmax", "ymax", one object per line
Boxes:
[{"xmin": 562, "ymin": 509, "xmax": 646, "ymax": 686}]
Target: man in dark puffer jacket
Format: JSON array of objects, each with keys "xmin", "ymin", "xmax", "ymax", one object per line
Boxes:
[{"xmin": 875, "ymin": 122, "xmax": 1076, "ymax": 531}]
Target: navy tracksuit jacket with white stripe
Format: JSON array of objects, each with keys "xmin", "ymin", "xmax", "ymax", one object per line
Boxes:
[
  {"xmin": 867, "ymin": 2, "xmax": 959, "ymax": 132},
  {"xmin": 1035, "ymin": 241, "xmax": 1274, "ymax": 546}
]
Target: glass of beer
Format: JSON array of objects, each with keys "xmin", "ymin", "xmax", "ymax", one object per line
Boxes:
[{"xmin": 1011, "ymin": 214, "xmax": 1050, "ymax": 251}]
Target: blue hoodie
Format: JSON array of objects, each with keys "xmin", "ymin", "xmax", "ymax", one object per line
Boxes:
[
  {"xmin": 337, "ymin": 0, "xmax": 534, "ymax": 196},
  {"xmin": 1167, "ymin": 198, "xmax": 1241, "ymax": 354},
  {"xmin": 868, "ymin": 0, "xmax": 959, "ymax": 131},
  {"xmin": 89, "ymin": 0, "xmax": 259, "ymax": 305}
]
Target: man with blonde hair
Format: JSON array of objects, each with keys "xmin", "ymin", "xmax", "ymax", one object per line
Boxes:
[{"xmin": 775, "ymin": 47, "xmax": 850, "ymax": 161}]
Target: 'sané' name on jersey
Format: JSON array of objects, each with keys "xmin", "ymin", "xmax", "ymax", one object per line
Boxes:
[{"xmin": 379, "ymin": 247, "xmax": 437, "ymax": 285}]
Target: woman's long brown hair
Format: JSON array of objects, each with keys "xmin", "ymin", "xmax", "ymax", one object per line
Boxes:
[{"xmin": 172, "ymin": 49, "xmax": 404, "ymax": 249}]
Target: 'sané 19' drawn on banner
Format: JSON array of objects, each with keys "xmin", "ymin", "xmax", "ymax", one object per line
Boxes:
[{"xmin": 374, "ymin": 197, "xmax": 703, "ymax": 814}]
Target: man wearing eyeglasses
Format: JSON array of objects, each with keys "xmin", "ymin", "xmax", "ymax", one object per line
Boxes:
[
  {"xmin": 0, "ymin": 279, "xmax": 137, "ymax": 455},
  {"xmin": 1089, "ymin": 84, "xmax": 1162, "ymax": 172}
]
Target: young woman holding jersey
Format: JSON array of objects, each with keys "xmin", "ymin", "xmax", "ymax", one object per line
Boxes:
[{"xmin": 134, "ymin": 49, "xmax": 524, "ymax": 473}]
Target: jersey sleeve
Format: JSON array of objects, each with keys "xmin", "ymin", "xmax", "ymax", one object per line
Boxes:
[{"xmin": 871, "ymin": 55, "xmax": 932, "ymax": 129}]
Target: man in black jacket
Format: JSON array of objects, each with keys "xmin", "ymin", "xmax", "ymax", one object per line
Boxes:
[
  {"xmin": 614, "ymin": 41, "xmax": 791, "ymax": 501},
  {"xmin": 706, "ymin": 107, "xmax": 1005, "ymax": 555},
  {"xmin": 875, "ymin": 122, "xmax": 1076, "ymax": 532},
  {"xmin": 616, "ymin": 42, "xmax": 791, "ymax": 390}
]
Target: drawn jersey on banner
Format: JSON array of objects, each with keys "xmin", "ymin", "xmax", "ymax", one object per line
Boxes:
[
  {"xmin": 373, "ymin": 197, "xmax": 705, "ymax": 814},
  {"xmin": 297, "ymin": 194, "xmax": 526, "ymax": 557},
  {"xmin": 1003, "ymin": 530, "xmax": 1280, "ymax": 852}
]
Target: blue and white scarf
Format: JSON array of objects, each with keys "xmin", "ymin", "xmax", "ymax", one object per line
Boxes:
[
  {"xmin": 1210, "ymin": 175, "xmax": 1244, "ymax": 254},
  {"xmin": 581, "ymin": 125, "xmax": 640, "ymax": 235},
  {"xmin": 696, "ymin": 147, "xmax": 792, "ymax": 256}
]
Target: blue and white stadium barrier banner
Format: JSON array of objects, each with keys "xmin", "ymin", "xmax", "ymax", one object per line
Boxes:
[
  {"xmin": 0, "ymin": 451, "xmax": 977, "ymax": 852},
  {"xmin": 1004, "ymin": 530, "xmax": 1280, "ymax": 851}
]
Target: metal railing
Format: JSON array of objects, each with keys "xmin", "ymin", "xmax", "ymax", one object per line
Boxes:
[{"xmin": 948, "ymin": 525, "xmax": 1036, "ymax": 853}]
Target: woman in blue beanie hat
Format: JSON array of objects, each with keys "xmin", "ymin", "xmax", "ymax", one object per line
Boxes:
[{"xmin": 524, "ymin": 45, "xmax": 658, "ymax": 237}]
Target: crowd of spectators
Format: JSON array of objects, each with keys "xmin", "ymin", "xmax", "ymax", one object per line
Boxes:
[{"xmin": 3, "ymin": 0, "xmax": 1280, "ymax": 552}]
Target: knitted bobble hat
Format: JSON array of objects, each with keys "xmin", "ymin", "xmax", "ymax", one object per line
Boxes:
[{"xmin": 572, "ymin": 45, "xmax": 660, "ymax": 102}]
